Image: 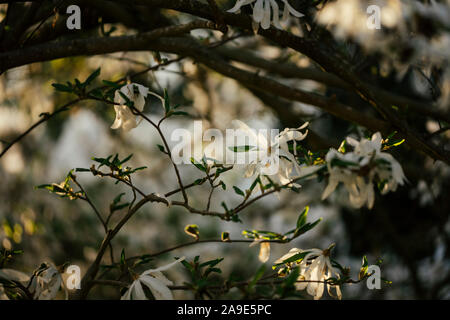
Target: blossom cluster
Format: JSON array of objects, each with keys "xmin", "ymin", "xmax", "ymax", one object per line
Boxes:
[
  {"xmin": 316, "ymin": 0, "xmax": 450, "ymax": 110},
  {"xmin": 322, "ymin": 132, "xmax": 406, "ymax": 209},
  {"xmin": 274, "ymin": 244, "xmax": 342, "ymax": 300},
  {"xmin": 0, "ymin": 262, "xmax": 65, "ymax": 300},
  {"xmin": 227, "ymin": 0, "xmax": 304, "ymax": 30}
]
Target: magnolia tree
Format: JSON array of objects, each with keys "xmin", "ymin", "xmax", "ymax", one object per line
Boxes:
[{"xmin": 0, "ymin": 0, "xmax": 449, "ymax": 300}]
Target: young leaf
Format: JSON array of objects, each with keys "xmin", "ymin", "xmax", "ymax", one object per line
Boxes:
[
  {"xmin": 296, "ymin": 206, "xmax": 309, "ymax": 228},
  {"xmin": 84, "ymin": 68, "xmax": 101, "ymax": 87},
  {"xmin": 228, "ymin": 145, "xmax": 256, "ymax": 152},
  {"xmin": 184, "ymin": 224, "xmax": 200, "ymax": 240},
  {"xmin": 233, "ymin": 186, "xmax": 245, "ymax": 197},
  {"xmin": 221, "ymin": 231, "xmax": 230, "ymax": 242},
  {"xmin": 52, "ymin": 83, "xmax": 73, "ymax": 93}
]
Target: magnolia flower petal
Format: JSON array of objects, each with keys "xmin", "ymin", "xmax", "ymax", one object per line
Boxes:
[
  {"xmin": 313, "ymin": 278, "xmax": 325, "ymax": 300},
  {"xmin": 253, "ymin": 0, "xmax": 265, "ymax": 22},
  {"xmin": 150, "ymin": 271, "xmax": 174, "ymax": 286},
  {"xmin": 227, "ymin": 0, "xmax": 255, "ymax": 12},
  {"xmin": 132, "ymin": 280, "xmax": 147, "ymax": 300},
  {"xmin": 136, "ymin": 83, "xmax": 149, "ymax": 98},
  {"xmin": 134, "ymin": 94, "xmax": 146, "ymax": 111},
  {"xmin": 346, "ymin": 136, "xmax": 359, "ymax": 147},
  {"xmin": 143, "ymin": 257, "xmax": 185, "ymax": 275},
  {"xmin": 120, "ymin": 282, "xmax": 134, "ymax": 300},
  {"xmin": 281, "ymin": 3, "xmax": 289, "ymax": 23},
  {"xmin": 261, "ymin": 0, "xmax": 271, "ymax": 29},
  {"xmin": 244, "ymin": 163, "xmax": 257, "ymax": 178},
  {"xmin": 259, "ymin": 242, "xmax": 271, "ymax": 263},
  {"xmin": 121, "ymin": 118, "xmax": 138, "ymax": 132},
  {"xmin": 0, "ymin": 268, "xmax": 30, "ymax": 283},
  {"xmin": 367, "ymin": 183, "xmax": 375, "ymax": 209},
  {"xmin": 269, "ymin": 0, "xmax": 282, "ymax": 29},
  {"xmin": 281, "ymin": 0, "xmax": 304, "ymax": 17},
  {"xmin": 298, "ymin": 122, "xmax": 309, "ymax": 130},
  {"xmin": 322, "ymin": 178, "xmax": 339, "ymax": 200},
  {"xmin": 140, "ymin": 275, "xmax": 174, "ymax": 300}
]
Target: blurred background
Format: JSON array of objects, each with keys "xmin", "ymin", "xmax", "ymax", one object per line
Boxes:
[{"xmin": 0, "ymin": 0, "xmax": 449, "ymax": 299}]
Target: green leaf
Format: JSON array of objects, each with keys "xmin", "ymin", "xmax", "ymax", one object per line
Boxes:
[
  {"xmin": 102, "ymin": 80, "xmax": 121, "ymax": 88},
  {"xmin": 200, "ymin": 258, "xmax": 223, "ymax": 268},
  {"xmin": 156, "ymin": 144, "xmax": 166, "ymax": 153},
  {"xmin": 221, "ymin": 202, "xmax": 229, "ymax": 212},
  {"xmin": 190, "ymin": 158, "xmax": 206, "ymax": 172},
  {"xmin": 120, "ymin": 154, "xmax": 133, "ymax": 164},
  {"xmin": 330, "ymin": 158, "xmax": 359, "ymax": 168},
  {"xmin": 233, "ymin": 186, "xmax": 245, "ymax": 197},
  {"xmin": 204, "ymin": 267, "xmax": 221, "ymax": 277},
  {"xmin": 118, "ymin": 91, "xmax": 133, "ymax": 107},
  {"xmin": 84, "ymin": 68, "xmax": 101, "ymax": 87},
  {"xmin": 163, "ymin": 88, "xmax": 171, "ymax": 113},
  {"xmin": 250, "ymin": 177, "xmax": 260, "ymax": 192},
  {"xmin": 120, "ymin": 249, "xmax": 126, "ymax": 265},
  {"xmin": 228, "ymin": 145, "xmax": 256, "ymax": 152},
  {"xmin": 296, "ymin": 206, "xmax": 309, "ymax": 228},
  {"xmin": 284, "ymin": 266, "xmax": 300, "ymax": 287},
  {"xmin": 74, "ymin": 78, "xmax": 82, "ymax": 89},
  {"xmin": 180, "ymin": 260, "xmax": 194, "ymax": 274},
  {"xmin": 219, "ymin": 181, "xmax": 226, "ymax": 190},
  {"xmin": 292, "ymin": 218, "xmax": 322, "ymax": 239},
  {"xmin": 52, "ymin": 83, "xmax": 73, "ymax": 93},
  {"xmin": 249, "ymin": 264, "xmax": 266, "ymax": 290},
  {"xmin": 273, "ymin": 251, "xmax": 310, "ymax": 267},
  {"xmin": 113, "ymin": 193, "xmax": 126, "ymax": 205},
  {"xmin": 171, "ymin": 111, "xmax": 189, "ymax": 116}
]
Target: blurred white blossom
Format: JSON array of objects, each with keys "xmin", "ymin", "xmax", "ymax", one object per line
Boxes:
[
  {"xmin": 322, "ymin": 132, "xmax": 406, "ymax": 209},
  {"xmin": 227, "ymin": 0, "xmax": 303, "ymax": 30}
]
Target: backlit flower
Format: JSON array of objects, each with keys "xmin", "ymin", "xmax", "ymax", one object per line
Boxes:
[
  {"xmin": 295, "ymin": 244, "xmax": 342, "ymax": 300},
  {"xmin": 322, "ymin": 132, "xmax": 406, "ymax": 209},
  {"xmin": 111, "ymin": 83, "xmax": 149, "ymax": 131},
  {"xmin": 232, "ymin": 120, "xmax": 308, "ymax": 186},
  {"xmin": 121, "ymin": 257, "xmax": 184, "ymax": 300},
  {"xmin": 28, "ymin": 262, "xmax": 65, "ymax": 300}
]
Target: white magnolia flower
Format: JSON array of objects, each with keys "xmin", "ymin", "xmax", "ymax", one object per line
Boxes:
[
  {"xmin": 274, "ymin": 245, "xmax": 342, "ymax": 300},
  {"xmin": 28, "ymin": 263, "xmax": 65, "ymax": 300},
  {"xmin": 111, "ymin": 83, "xmax": 149, "ymax": 131},
  {"xmin": 295, "ymin": 244, "xmax": 341, "ymax": 300},
  {"xmin": 232, "ymin": 120, "xmax": 308, "ymax": 185},
  {"xmin": 227, "ymin": 0, "xmax": 304, "ymax": 30},
  {"xmin": 121, "ymin": 257, "xmax": 185, "ymax": 300},
  {"xmin": 296, "ymin": 244, "xmax": 342, "ymax": 300},
  {"xmin": 322, "ymin": 132, "xmax": 406, "ymax": 209}
]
